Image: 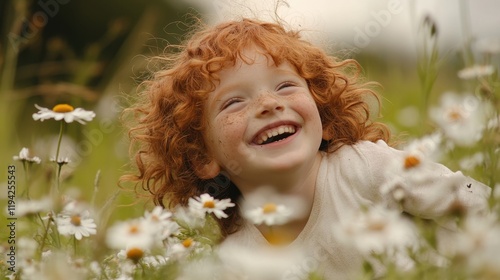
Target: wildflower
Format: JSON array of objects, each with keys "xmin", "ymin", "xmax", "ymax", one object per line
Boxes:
[
  {"xmin": 13, "ymin": 147, "xmax": 41, "ymax": 164},
  {"xmin": 142, "ymin": 255, "xmax": 169, "ymax": 268},
  {"xmin": 56, "ymin": 210, "xmax": 97, "ymax": 240},
  {"xmin": 106, "ymin": 219, "xmax": 156, "ymax": 250},
  {"xmin": 242, "ymin": 187, "xmax": 307, "ymax": 227},
  {"xmin": 403, "ymin": 132, "xmax": 443, "ymax": 161},
  {"xmin": 458, "ymin": 65, "xmax": 495, "ymax": 80},
  {"xmin": 50, "ymin": 156, "xmax": 71, "ymax": 165},
  {"xmin": 32, "ymin": 103, "xmax": 96, "ymax": 124},
  {"xmin": 144, "ymin": 206, "xmax": 173, "ymax": 226},
  {"xmin": 441, "ymin": 214, "xmax": 500, "ymax": 275},
  {"xmin": 459, "ymin": 152, "xmax": 485, "ymax": 170},
  {"xmin": 333, "ymin": 205, "xmax": 418, "ymax": 268},
  {"xmin": 168, "ymin": 237, "xmax": 199, "ymax": 259},
  {"xmin": 15, "ymin": 197, "xmax": 53, "ymax": 217},
  {"xmin": 143, "ymin": 206, "xmax": 180, "ymax": 240},
  {"xmin": 188, "ymin": 193, "xmax": 235, "ymax": 219},
  {"xmin": 173, "ymin": 205, "xmax": 206, "ymax": 229},
  {"xmin": 244, "ymin": 203, "xmax": 294, "ymax": 226},
  {"xmin": 429, "ymin": 92, "xmax": 489, "ymax": 146},
  {"xmin": 118, "ymin": 246, "xmax": 147, "ymax": 264},
  {"xmin": 60, "ymin": 199, "xmax": 92, "ymax": 216}
]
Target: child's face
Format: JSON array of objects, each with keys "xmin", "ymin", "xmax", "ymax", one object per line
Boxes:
[{"xmin": 203, "ymin": 48, "xmax": 323, "ymax": 191}]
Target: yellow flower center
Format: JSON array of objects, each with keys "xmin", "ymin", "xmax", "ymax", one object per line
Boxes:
[
  {"xmin": 404, "ymin": 155, "xmax": 420, "ymax": 169},
  {"xmin": 52, "ymin": 104, "xmax": 74, "ymax": 113},
  {"xmin": 129, "ymin": 225, "xmax": 139, "ymax": 234},
  {"xmin": 447, "ymin": 108, "xmax": 463, "ymax": 122},
  {"xmin": 70, "ymin": 215, "xmax": 81, "ymax": 226},
  {"xmin": 126, "ymin": 247, "xmax": 144, "ymax": 263},
  {"xmin": 182, "ymin": 238, "xmax": 193, "ymax": 248},
  {"xmin": 368, "ymin": 221, "xmax": 386, "ymax": 231},
  {"xmin": 262, "ymin": 203, "xmax": 277, "ymax": 214},
  {"xmin": 203, "ymin": 200, "xmax": 215, "ymax": 209}
]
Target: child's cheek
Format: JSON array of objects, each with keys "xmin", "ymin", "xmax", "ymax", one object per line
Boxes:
[
  {"xmin": 217, "ymin": 112, "xmax": 247, "ymax": 143},
  {"xmin": 289, "ymin": 91, "xmax": 322, "ymax": 123}
]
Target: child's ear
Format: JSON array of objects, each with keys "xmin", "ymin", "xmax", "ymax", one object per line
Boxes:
[{"xmin": 195, "ymin": 160, "xmax": 221, "ymax": 179}]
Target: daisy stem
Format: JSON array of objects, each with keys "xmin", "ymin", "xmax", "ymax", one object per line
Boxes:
[
  {"xmin": 37, "ymin": 214, "xmax": 52, "ymax": 260},
  {"xmin": 55, "ymin": 121, "xmax": 64, "ymax": 192},
  {"xmin": 22, "ymin": 160, "xmax": 30, "ymax": 199}
]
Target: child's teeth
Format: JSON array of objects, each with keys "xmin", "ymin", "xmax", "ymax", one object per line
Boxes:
[{"xmin": 256, "ymin": 125, "xmax": 296, "ymax": 145}]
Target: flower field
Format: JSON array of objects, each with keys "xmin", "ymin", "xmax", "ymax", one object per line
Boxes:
[{"xmin": 1, "ymin": 1, "xmax": 500, "ymax": 279}]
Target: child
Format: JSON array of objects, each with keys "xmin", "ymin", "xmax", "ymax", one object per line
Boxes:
[{"xmin": 123, "ymin": 18, "xmax": 491, "ymax": 278}]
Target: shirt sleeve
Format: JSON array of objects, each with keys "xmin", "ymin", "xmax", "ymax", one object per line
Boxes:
[{"xmin": 352, "ymin": 140, "xmax": 491, "ymax": 225}]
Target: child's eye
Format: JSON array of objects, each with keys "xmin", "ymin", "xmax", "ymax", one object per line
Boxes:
[
  {"xmin": 277, "ymin": 81, "xmax": 296, "ymax": 91},
  {"xmin": 221, "ymin": 98, "xmax": 242, "ymax": 110}
]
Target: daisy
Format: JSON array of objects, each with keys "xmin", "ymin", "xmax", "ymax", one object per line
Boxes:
[
  {"xmin": 13, "ymin": 147, "xmax": 41, "ymax": 164},
  {"xmin": 106, "ymin": 219, "xmax": 156, "ymax": 250},
  {"xmin": 143, "ymin": 206, "xmax": 179, "ymax": 241},
  {"xmin": 144, "ymin": 206, "xmax": 173, "ymax": 227},
  {"xmin": 442, "ymin": 214, "xmax": 500, "ymax": 275},
  {"xmin": 333, "ymin": 205, "xmax": 418, "ymax": 268},
  {"xmin": 15, "ymin": 197, "xmax": 53, "ymax": 217},
  {"xmin": 381, "ymin": 151, "xmax": 462, "ymax": 212},
  {"xmin": 429, "ymin": 92, "xmax": 489, "ymax": 146},
  {"xmin": 117, "ymin": 246, "xmax": 148, "ymax": 264},
  {"xmin": 173, "ymin": 205, "xmax": 206, "ymax": 229},
  {"xmin": 244, "ymin": 203, "xmax": 294, "ymax": 226},
  {"xmin": 50, "ymin": 156, "xmax": 71, "ymax": 165},
  {"xmin": 242, "ymin": 187, "xmax": 307, "ymax": 226},
  {"xmin": 457, "ymin": 65, "xmax": 495, "ymax": 80},
  {"xmin": 141, "ymin": 255, "xmax": 169, "ymax": 268},
  {"xmin": 56, "ymin": 210, "xmax": 97, "ymax": 240},
  {"xmin": 403, "ymin": 132, "xmax": 443, "ymax": 161},
  {"xmin": 459, "ymin": 152, "xmax": 485, "ymax": 170},
  {"xmin": 188, "ymin": 193, "xmax": 235, "ymax": 219},
  {"xmin": 32, "ymin": 103, "xmax": 96, "ymax": 124},
  {"xmin": 168, "ymin": 237, "xmax": 198, "ymax": 259}
]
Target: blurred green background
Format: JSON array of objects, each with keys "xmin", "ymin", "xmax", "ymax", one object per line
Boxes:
[
  {"xmin": 0, "ymin": 0, "xmax": 195, "ymax": 221},
  {"xmin": 0, "ymin": 0, "xmax": 496, "ymax": 224}
]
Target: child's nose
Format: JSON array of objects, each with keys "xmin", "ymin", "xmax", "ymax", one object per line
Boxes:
[{"xmin": 255, "ymin": 93, "xmax": 284, "ymax": 117}]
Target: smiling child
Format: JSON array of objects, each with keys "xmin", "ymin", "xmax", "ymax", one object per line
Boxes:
[{"xmin": 123, "ymin": 18, "xmax": 490, "ymax": 279}]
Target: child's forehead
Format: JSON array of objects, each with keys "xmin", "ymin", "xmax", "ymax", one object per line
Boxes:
[{"xmin": 218, "ymin": 46, "xmax": 296, "ymax": 75}]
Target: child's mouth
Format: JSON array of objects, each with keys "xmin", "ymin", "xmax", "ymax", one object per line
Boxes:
[{"xmin": 254, "ymin": 125, "xmax": 297, "ymax": 145}]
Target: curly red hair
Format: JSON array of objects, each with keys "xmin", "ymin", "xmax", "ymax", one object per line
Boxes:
[{"xmin": 122, "ymin": 18, "xmax": 390, "ymax": 237}]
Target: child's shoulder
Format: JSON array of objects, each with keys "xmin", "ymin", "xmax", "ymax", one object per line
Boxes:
[{"xmin": 331, "ymin": 139, "xmax": 398, "ymax": 164}]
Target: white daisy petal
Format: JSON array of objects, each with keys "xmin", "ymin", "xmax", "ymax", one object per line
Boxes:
[
  {"xmin": 12, "ymin": 147, "xmax": 41, "ymax": 164},
  {"xmin": 56, "ymin": 210, "xmax": 97, "ymax": 240},
  {"xmin": 32, "ymin": 104, "xmax": 96, "ymax": 124},
  {"xmin": 188, "ymin": 193, "xmax": 235, "ymax": 219}
]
